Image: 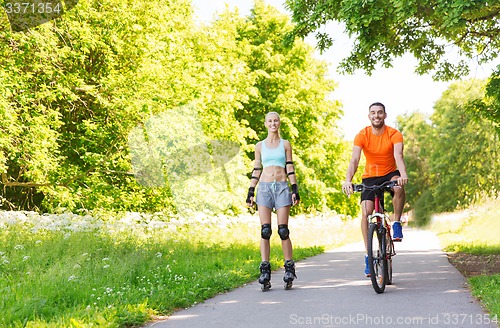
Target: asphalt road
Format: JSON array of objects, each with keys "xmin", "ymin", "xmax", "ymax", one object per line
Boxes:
[{"xmin": 146, "ymin": 229, "xmax": 498, "ymax": 328}]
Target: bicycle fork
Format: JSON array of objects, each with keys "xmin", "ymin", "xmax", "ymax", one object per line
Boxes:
[{"xmin": 368, "ymin": 214, "xmax": 395, "ymax": 259}]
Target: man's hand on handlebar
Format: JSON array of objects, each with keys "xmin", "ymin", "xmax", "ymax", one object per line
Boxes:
[
  {"xmin": 342, "ymin": 181, "xmax": 354, "ymax": 196},
  {"xmin": 396, "ymin": 175, "xmax": 408, "ymax": 187},
  {"xmin": 343, "ymin": 178, "xmax": 407, "ymax": 197}
]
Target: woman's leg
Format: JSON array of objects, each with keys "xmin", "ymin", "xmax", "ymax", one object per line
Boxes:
[
  {"xmin": 258, "ymin": 205, "xmax": 273, "ymax": 261},
  {"xmin": 277, "ymin": 205, "xmax": 296, "ymax": 286},
  {"xmin": 276, "ymin": 205, "xmax": 292, "ymax": 260}
]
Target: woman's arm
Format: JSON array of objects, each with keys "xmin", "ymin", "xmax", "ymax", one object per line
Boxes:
[
  {"xmin": 246, "ymin": 143, "xmax": 262, "ymax": 206},
  {"xmin": 284, "ymin": 140, "xmax": 299, "ymax": 205}
]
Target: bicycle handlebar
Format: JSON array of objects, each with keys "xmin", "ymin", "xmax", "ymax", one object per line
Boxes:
[{"xmin": 352, "ymin": 180, "xmax": 398, "ymax": 193}]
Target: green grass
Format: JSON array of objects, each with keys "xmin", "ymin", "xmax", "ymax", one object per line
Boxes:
[
  {"xmin": 428, "ymin": 199, "xmax": 499, "ymax": 252},
  {"xmin": 429, "ymin": 198, "xmax": 500, "ymax": 322},
  {"xmin": 469, "ymin": 275, "xmax": 500, "ymax": 322},
  {"xmin": 0, "ymin": 211, "xmax": 360, "ymax": 327},
  {"xmin": 444, "ymin": 244, "xmax": 500, "ymax": 255}
]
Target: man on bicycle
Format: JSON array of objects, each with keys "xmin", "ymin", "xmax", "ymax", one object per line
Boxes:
[{"xmin": 342, "ymin": 102, "xmax": 408, "ymax": 276}]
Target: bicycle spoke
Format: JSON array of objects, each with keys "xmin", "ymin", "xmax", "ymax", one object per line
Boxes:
[
  {"xmin": 386, "ymin": 230, "xmax": 393, "ymax": 285},
  {"xmin": 367, "ymin": 223, "xmax": 387, "ymax": 293}
]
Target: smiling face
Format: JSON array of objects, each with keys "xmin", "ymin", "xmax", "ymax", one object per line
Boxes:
[
  {"xmin": 368, "ymin": 104, "xmax": 387, "ymax": 129},
  {"xmin": 264, "ymin": 112, "xmax": 281, "ymax": 133}
]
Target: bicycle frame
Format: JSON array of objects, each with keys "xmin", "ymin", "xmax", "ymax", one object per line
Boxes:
[
  {"xmin": 367, "ymin": 194, "xmax": 394, "ymax": 259},
  {"xmin": 370, "ymin": 193, "xmax": 391, "ymax": 238},
  {"xmin": 352, "ymin": 179, "xmax": 398, "ymax": 239}
]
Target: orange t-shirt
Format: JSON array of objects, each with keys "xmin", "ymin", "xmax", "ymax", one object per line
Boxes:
[{"xmin": 354, "ymin": 126, "xmax": 403, "ymax": 179}]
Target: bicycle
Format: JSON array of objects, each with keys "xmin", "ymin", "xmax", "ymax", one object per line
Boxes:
[{"xmin": 352, "ymin": 180, "xmax": 398, "ymax": 294}]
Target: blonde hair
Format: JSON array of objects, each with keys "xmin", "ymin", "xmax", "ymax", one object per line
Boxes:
[{"xmin": 265, "ymin": 111, "xmax": 280, "ymax": 120}]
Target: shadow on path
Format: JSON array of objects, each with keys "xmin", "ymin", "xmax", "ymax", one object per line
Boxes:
[{"xmin": 146, "ymin": 230, "xmax": 497, "ymax": 328}]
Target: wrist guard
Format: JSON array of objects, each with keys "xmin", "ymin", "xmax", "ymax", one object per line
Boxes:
[
  {"xmin": 291, "ymin": 184, "xmax": 300, "ymax": 201},
  {"xmin": 246, "ymin": 187, "xmax": 255, "ymax": 204}
]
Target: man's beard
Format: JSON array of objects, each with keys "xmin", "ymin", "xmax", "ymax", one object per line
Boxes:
[{"xmin": 371, "ymin": 120, "xmax": 384, "ymax": 129}]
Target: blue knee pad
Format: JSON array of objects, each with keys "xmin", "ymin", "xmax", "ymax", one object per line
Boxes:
[
  {"xmin": 278, "ymin": 224, "xmax": 290, "ymax": 240},
  {"xmin": 261, "ymin": 224, "xmax": 272, "ymax": 240}
]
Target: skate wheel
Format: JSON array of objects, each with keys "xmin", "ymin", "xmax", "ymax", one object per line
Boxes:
[
  {"xmin": 284, "ymin": 281, "xmax": 293, "ymax": 290},
  {"xmin": 261, "ymin": 282, "xmax": 271, "ymax": 292}
]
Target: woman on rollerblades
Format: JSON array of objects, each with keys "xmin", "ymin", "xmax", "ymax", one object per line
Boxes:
[{"xmin": 246, "ymin": 112, "xmax": 300, "ymax": 291}]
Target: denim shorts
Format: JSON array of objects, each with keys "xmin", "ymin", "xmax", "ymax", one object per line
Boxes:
[{"xmin": 256, "ymin": 181, "xmax": 292, "ymax": 210}]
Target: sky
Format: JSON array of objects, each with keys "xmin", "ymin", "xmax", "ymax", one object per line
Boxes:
[{"xmin": 191, "ymin": 0, "xmax": 494, "ymax": 140}]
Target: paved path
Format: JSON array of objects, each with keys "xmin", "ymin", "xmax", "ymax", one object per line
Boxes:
[{"xmin": 146, "ymin": 229, "xmax": 498, "ymax": 328}]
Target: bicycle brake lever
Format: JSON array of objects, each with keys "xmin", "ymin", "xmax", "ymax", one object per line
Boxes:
[{"xmin": 353, "ymin": 185, "xmax": 364, "ymax": 192}]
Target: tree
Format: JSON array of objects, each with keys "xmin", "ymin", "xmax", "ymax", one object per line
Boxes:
[
  {"xmin": 285, "ymin": 0, "xmax": 500, "ymax": 80},
  {"xmin": 398, "ymin": 79, "xmax": 499, "ymax": 225},
  {"xmin": 467, "ymin": 67, "xmax": 500, "ymax": 134},
  {"xmin": 429, "ymin": 80, "xmax": 499, "ymax": 210},
  {"xmin": 396, "ymin": 111, "xmax": 432, "ymax": 213}
]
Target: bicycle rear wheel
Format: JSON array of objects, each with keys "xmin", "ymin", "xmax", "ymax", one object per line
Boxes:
[{"xmin": 367, "ymin": 223, "xmax": 387, "ymax": 293}]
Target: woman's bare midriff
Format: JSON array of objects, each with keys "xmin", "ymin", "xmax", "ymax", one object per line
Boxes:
[{"xmin": 260, "ymin": 166, "xmax": 287, "ymax": 183}]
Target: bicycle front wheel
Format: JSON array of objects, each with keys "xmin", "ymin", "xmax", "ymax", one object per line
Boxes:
[
  {"xmin": 367, "ymin": 223, "xmax": 387, "ymax": 293},
  {"xmin": 386, "ymin": 229, "xmax": 394, "ymax": 285}
]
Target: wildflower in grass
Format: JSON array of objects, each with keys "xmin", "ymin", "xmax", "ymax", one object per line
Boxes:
[
  {"xmin": 103, "ymin": 265, "xmax": 110, "ymax": 269},
  {"xmin": 102, "ymin": 257, "xmax": 110, "ymax": 261},
  {"xmin": 68, "ymin": 275, "xmax": 77, "ymax": 281},
  {"xmin": 23, "ymin": 256, "xmax": 30, "ymax": 261},
  {"xmin": 156, "ymin": 252, "xmax": 162, "ymax": 258},
  {"xmin": 14, "ymin": 244, "xmax": 24, "ymax": 250}
]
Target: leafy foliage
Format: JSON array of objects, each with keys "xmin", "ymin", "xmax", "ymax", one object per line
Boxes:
[
  {"xmin": 285, "ymin": 0, "xmax": 500, "ymax": 80},
  {"xmin": 398, "ymin": 80, "xmax": 499, "ymax": 224},
  {"xmin": 0, "ymin": 0, "xmax": 356, "ymax": 215},
  {"xmin": 467, "ymin": 66, "xmax": 500, "ymax": 134}
]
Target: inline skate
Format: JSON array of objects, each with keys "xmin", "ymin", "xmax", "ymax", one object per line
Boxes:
[
  {"xmin": 259, "ymin": 261, "xmax": 272, "ymax": 292},
  {"xmin": 283, "ymin": 259, "xmax": 297, "ymax": 290}
]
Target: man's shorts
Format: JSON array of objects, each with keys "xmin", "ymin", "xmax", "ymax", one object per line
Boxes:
[
  {"xmin": 256, "ymin": 181, "xmax": 292, "ymax": 210},
  {"xmin": 361, "ymin": 170, "xmax": 400, "ymax": 203}
]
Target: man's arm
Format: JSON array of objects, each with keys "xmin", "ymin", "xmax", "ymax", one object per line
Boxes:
[
  {"xmin": 342, "ymin": 146, "xmax": 362, "ymax": 195},
  {"xmin": 393, "ymin": 142, "xmax": 408, "ymax": 186}
]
